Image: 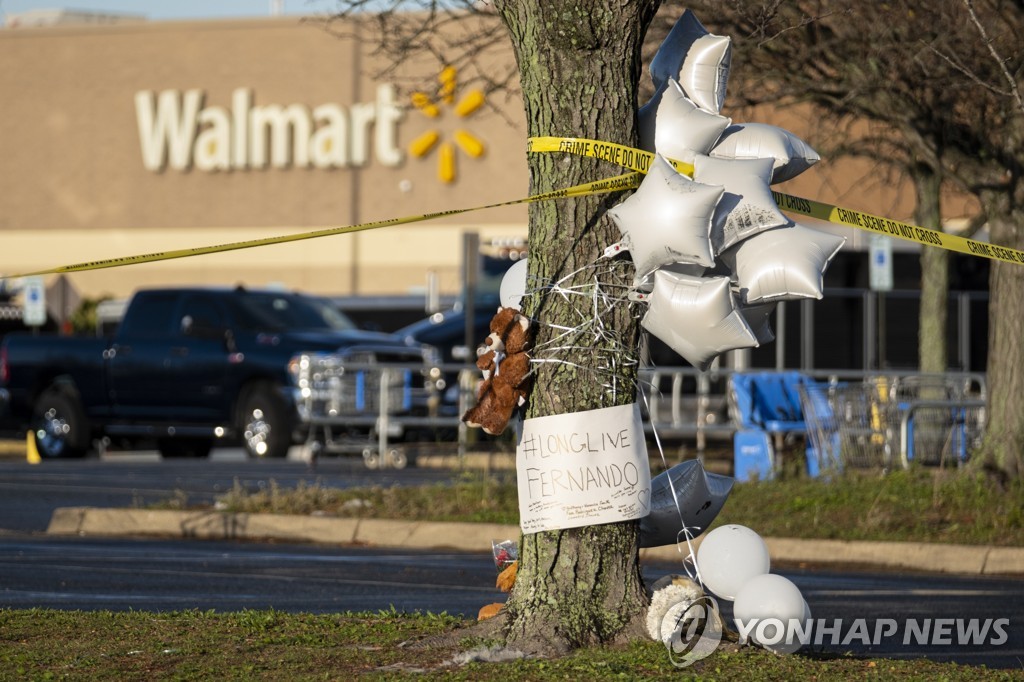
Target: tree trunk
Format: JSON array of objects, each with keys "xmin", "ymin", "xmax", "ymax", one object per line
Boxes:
[
  {"xmin": 494, "ymin": 0, "xmax": 659, "ymax": 654},
  {"xmin": 913, "ymin": 167, "xmax": 949, "ymax": 375},
  {"xmin": 973, "ymin": 193, "xmax": 1024, "ymax": 482}
]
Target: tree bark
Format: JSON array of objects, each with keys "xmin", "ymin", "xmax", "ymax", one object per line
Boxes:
[
  {"xmin": 494, "ymin": 0, "xmax": 659, "ymax": 654},
  {"xmin": 913, "ymin": 167, "xmax": 949, "ymax": 375},
  {"xmin": 973, "ymin": 194, "xmax": 1024, "ymax": 482}
]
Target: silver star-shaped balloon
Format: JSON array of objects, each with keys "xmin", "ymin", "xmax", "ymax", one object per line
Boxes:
[
  {"xmin": 710, "ymin": 122, "xmax": 820, "ymax": 184},
  {"xmin": 638, "ymin": 78, "xmax": 732, "ymax": 164},
  {"xmin": 693, "ymin": 154, "xmax": 791, "ymax": 254},
  {"xmin": 607, "ymin": 155, "xmax": 724, "ymax": 283},
  {"xmin": 649, "ymin": 9, "xmax": 732, "ymax": 114},
  {"xmin": 722, "ymin": 222, "xmax": 847, "ymax": 304},
  {"xmin": 641, "ymin": 269, "xmax": 759, "ymax": 371}
]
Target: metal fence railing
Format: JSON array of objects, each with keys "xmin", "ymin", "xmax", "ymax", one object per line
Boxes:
[{"xmin": 301, "ymin": 361, "xmax": 989, "ymax": 472}]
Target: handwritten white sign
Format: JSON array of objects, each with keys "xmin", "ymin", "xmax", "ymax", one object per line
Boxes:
[{"xmin": 516, "ymin": 402, "xmax": 651, "ymax": 534}]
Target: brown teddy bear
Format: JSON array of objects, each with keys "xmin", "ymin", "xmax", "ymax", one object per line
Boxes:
[{"xmin": 462, "ymin": 306, "xmax": 534, "ymax": 435}]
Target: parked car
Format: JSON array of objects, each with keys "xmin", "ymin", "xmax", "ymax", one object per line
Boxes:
[
  {"xmin": 394, "ymin": 301, "xmax": 500, "ymax": 415},
  {"xmin": 0, "ymin": 286, "xmax": 438, "ymax": 459},
  {"xmin": 395, "ymin": 306, "xmax": 495, "ymax": 364}
]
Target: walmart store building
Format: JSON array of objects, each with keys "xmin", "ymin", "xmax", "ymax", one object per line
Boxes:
[
  {"xmin": 0, "ymin": 11, "xmax": 533, "ymax": 303},
  {"xmin": 0, "ymin": 11, "xmax": 989, "ymax": 370}
]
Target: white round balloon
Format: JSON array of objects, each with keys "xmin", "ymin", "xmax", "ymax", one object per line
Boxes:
[
  {"xmin": 733, "ymin": 574, "xmax": 810, "ymax": 655},
  {"xmin": 765, "ymin": 598, "xmax": 812, "ymax": 655},
  {"xmin": 694, "ymin": 524, "xmax": 770, "ymax": 600},
  {"xmin": 499, "ymin": 258, "xmax": 528, "ymax": 311}
]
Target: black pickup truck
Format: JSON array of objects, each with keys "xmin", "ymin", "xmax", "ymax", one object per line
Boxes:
[{"xmin": 0, "ymin": 286, "xmax": 438, "ymax": 459}]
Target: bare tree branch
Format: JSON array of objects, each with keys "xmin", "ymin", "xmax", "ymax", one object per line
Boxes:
[
  {"xmin": 961, "ymin": 0, "xmax": 1024, "ymax": 115},
  {"xmin": 921, "ymin": 39, "xmax": 1013, "ymax": 98}
]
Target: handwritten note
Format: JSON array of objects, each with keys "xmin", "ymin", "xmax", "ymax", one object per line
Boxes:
[{"xmin": 516, "ymin": 403, "xmax": 651, "ymax": 534}]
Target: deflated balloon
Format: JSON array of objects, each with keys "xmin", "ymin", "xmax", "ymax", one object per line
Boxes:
[
  {"xmin": 723, "ymin": 223, "xmax": 847, "ymax": 304},
  {"xmin": 639, "ymin": 459, "xmax": 735, "ymax": 548},
  {"xmin": 607, "ymin": 155, "xmax": 723, "ymax": 281},
  {"xmin": 693, "ymin": 154, "xmax": 790, "ymax": 254},
  {"xmin": 649, "ymin": 9, "xmax": 732, "ymax": 114},
  {"xmin": 641, "ymin": 269, "xmax": 759, "ymax": 371},
  {"xmin": 710, "ymin": 122, "xmax": 820, "ymax": 184},
  {"xmin": 638, "ymin": 79, "xmax": 732, "ymax": 165}
]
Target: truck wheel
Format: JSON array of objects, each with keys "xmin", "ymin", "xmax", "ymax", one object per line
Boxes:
[
  {"xmin": 31, "ymin": 387, "xmax": 89, "ymax": 458},
  {"xmin": 239, "ymin": 383, "xmax": 292, "ymax": 459},
  {"xmin": 158, "ymin": 438, "xmax": 214, "ymax": 459}
]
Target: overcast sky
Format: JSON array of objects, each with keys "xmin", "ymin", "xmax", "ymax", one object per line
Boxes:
[{"xmin": 1, "ymin": 0, "xmax": 334, "ymax": 22}]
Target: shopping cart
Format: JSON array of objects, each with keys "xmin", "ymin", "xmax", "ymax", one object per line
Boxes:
[
  {"xmin": 800, "ymin": 376, "xmax": 987, "ymax": 472},
  {"xmin": 799, "ymin": 380, "xmax": 894, "ymax": 473},
  {"xmin": 886, "ymin": 376, "xmax": 986, "ymax": 467}
]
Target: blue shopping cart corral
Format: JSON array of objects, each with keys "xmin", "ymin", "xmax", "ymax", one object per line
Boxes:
[{"xmin": 728, "ymin": 371, "xmax": 817, "ymax": 481}]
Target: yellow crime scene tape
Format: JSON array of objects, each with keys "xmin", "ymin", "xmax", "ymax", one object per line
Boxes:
[
  {"xmin": 5, "ymin": 135, "xmax": 1023, "ymax": 278},
  {"xmin": 771, "ymin": 191, "xmax": 1024, "ymax": 266},
  {"xmin": 528, "ymin": 136, "xmax": 1024, "ymax": 267},
  {"xmin": 2, "ymin": 171, "xmax": 640, "ymax": 279},
  {"xmin": 527, "ymin": 136, "xmax": 694, "ymax": 177}
]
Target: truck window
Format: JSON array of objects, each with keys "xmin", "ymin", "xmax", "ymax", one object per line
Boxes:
[
  {"xmin": 118, "ymin": 292, "xmax": 178, "ymax": 338},
  {"xmin": 179, "ymin": 294, "xmax": 225, "ymax": 334},
  {"xmin": 233, "ymin": 292, "xmax": 357, "ymax": 332}
]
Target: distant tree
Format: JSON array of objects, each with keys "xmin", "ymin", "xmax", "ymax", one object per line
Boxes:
[{"xmin": 670, "ymin": 0, "xmax": 1023, "ymax": 479}]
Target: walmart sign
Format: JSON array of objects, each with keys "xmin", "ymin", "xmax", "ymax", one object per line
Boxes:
[{"xmin": 135, "ymin": 85, "xmax": 405, "ymax": 172}]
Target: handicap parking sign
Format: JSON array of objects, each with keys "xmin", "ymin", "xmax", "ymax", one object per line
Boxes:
[{"xmin": 21, "ymin": 276, "xmax": 47, "ymax": 326}]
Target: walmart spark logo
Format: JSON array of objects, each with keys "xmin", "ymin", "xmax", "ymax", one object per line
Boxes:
[{"xmin": 408, "ymin": 66, "xmax": 486, "ymax": 183}]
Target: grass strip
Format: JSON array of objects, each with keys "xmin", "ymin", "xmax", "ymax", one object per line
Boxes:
[
  {"xmin": 201, "ymin": 468, "xmax": 1024, "ymax": 546},
  {"xmin": 1, "ymin": 608, "xmax": 1020, "ymax": 681}
]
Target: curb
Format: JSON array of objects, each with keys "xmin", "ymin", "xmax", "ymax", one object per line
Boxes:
[
  {"xmin": 46, "ymin": 507, "xmax": 1024, "ymax": 576},
  {"xmin": 47, "ymin": 507, "xmax": 520, "ymax": 551}
]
